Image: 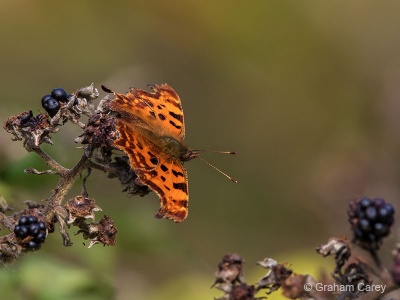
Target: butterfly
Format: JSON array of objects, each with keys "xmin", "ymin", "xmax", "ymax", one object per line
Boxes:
[
  {"xmin": 104, "ymin": 84, "xmax": 196, "ymax": 222},
  {"xmin": 106, "ymin": 84, "xmax": 236, "ymax": 222}
]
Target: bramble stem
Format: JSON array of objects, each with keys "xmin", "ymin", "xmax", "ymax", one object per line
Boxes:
[
  {"xmin": 31, "ymin": 147, "xmax": 68, "ymax": 175},
  {"xmin": 43, "ymin": 149, "xmax": 91, "ymax": 215},
  {"xmin": 369, "ymin": 249, "xmax": 382, "ymax": 270}
]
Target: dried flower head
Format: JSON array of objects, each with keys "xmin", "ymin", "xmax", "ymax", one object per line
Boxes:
[
  {"xmin": 256, "ymin": 258, "xmax": 293, "ymax": 294},
  {"xmin": 316, "ymin": 237, "xmax": 351, "ymax": 274},
  {"xmin": 3, "ymin": 111, "xmax": 54, "ymax": 150},
  {"xmin": 212, "ymin": 253, "xmax": 245, "ymax": 289},
  {"xmin": 64, "ymin": 196, "xmax": 102, "ymax": 224},
  {"xmin": 75, "ymin": 215, "xmax": 117, "ymax": 248}
]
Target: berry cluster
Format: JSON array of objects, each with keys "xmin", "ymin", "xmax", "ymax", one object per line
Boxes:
[
  {"xmin": 41, "ymin": 88, "xmax": 76, "ymax": 117},
  {"xmin": 349, "ymin": 197, "xmax": 395, "ymax": 248},
  {"xmin": 14, "ymin": 215, "xmax": 47, "ymax": 251}
]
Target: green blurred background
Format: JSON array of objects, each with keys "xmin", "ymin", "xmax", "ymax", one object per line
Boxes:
[{"xmin": 1, "ymin": 1, "xmax": 400, "ymax": 299}]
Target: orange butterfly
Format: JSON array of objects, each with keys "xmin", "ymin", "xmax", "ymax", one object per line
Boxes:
[{"xmin": 106, "ymin": 84, "xmax": 235, "ymax": 222}]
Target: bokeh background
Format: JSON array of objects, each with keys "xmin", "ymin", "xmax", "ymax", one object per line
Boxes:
[{"xmin": 1, "ymin": 1, "xmax": 400, "ymax": 299}]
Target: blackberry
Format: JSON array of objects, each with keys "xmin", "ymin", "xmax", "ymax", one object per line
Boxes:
[
  {"xmin": 41, "ymin": 95, "xmax": 60, "ymax": 117},
  {"xmin": 13, "ymin": 214, "xmax": 48, "ymax": 251},
  {"xmin": 349, "ymin": 197, "xmax": 395, "ymax": 249},
  {"xmin": 51, "ymin": 88, "xmax": 68, "ymax": 103}
]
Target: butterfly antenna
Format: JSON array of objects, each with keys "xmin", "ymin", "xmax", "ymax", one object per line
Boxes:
[
  {"xmin": 196, "ymin": 155, "xmax": 237, "ymax": 183},
  {"xmin": 193, "ymin": 149, "xmax": 237, "ymax": 155}
]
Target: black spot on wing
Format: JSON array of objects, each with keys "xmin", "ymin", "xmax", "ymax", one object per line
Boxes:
[
  {"xmin": 160, "ymin": 175, "xmax": 166, "ymax": 182},
  {"xmin": 169, "ymin": 111, "xmax": 183, "ymax": 122},
  {"xmin": 160, "ymin": 164, "xmax": 168, "ymax": 172},
  {"xmin": 164, "ymin": 185, "xmax": 171, "ymax": 191},
  {"xmin": 172, "ymin": 169, "xmax": 184, "ymax": 178},
  {"xmin": 169, "ymin": 120, "xmax": 182, "ymax": 130},
  {"xmin": 150, "ymin": 157, "xmax": 158, "ymax": 165},
  {"xmin": 173, "ymin": 182, "xmax": 187, "ymax": 193},
  {"xmin": 158, "ymin": 113, "xmax": 166, "ymax": 120}
]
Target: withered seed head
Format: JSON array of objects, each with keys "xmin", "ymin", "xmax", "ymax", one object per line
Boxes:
[
  {"xmin": 212, "ymin": 253, "xmax": 246, "ymax": 288},
  {"xmin": 256, "ymin": 260, "xmax": 293, "ymax": 294},
  {"xmin": 3, "ymin": 111, "xmax": 54, "ymax": 149},
  {"xmin": 74, "ymin": 112, "xmax": 116, "ymax": 148},
  {"xmin": 316, "ymin": 237, "xmax": 351, "ymax": 273},
  {"xmin": 95, "ymin": 215, "xmax": 118, "ymax": 246},
  {"xmin": 65, "ymin": 196, "xmax": 102, "ymax": 224}
]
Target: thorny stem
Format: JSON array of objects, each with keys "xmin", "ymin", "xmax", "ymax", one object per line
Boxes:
[
  {"xmin": 37, "ymin": 146, "xmax": 93, "ymax": 246},
  {"xmin": 369, "ymin": 249, "xmax": 383, "ymax": 270},
  {"xmin": 31, "ymin": 146, "xmax": 68, "ymax": 175},
  {"xmin": 42, "ymin": 146, "xmax": 92, "ymax": 216}
]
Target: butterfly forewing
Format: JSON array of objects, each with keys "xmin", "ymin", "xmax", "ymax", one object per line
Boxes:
[
  {"xmin": 113, "ymin": 120, "xmax": 160, "ymax": 171},
  {"xmin": 110, "ymin": 84, "xmax": 185, "ymax": 141}
]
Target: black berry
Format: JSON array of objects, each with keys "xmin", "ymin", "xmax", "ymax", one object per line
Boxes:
[
  {"xmin": 26, "ymin": 240, "xmax": 41, "ymax": 251},
  {"xmin": 14, "ymin": 215, "xmax": 48, "ymax": 250},
  {"xmin": 27, "ymin": 215, "xmax": 38, "ymax": 224},
  {"xmin": 358, "ymin": 219, "xmax": 371, "ymax": 232},
  {"xmin": 18, "ymin": 216, "xmax": 29, "ymax": 226},
  {"xmin": 359, "ymin": 197, "xmax": 371, "ymax": 209},
  {"xmin": 28, "ymin": 223, "xmax": 40, "ymax": 236},
  {"xmin": 349, "ymin": 197, "xmax": 395, "ymax": 250},
  {"xmin": 41, "ymin": 95, "xmax": 52, "ymax": 107},
  {"xmin": 51, "ymin": 88, "xmax": 68, "ymax": 103},
  {"xmin": 14, "ymin": 225, "xmax": 29, "ymax": 239},
  {"xmin": 38, "ymin": 221, "xmax": 46, "ymax": 231},
  {"xmin": 365, "ymin": 206, "xmax": 377, "ymax": 221},
  {"xmin": 42, "ymin": 96, "xmax": 60, "ymax": 117},
  {"xmin": 34, "ymin": 231, "xmax": 46, "ymax": 244}
]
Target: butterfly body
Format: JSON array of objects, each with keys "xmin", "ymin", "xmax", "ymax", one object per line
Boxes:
[{"xmin": 107, "ymin": 84, "xmax": 197, "ymax": 222}]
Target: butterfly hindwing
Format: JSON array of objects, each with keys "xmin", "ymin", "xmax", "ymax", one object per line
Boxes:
[{"xmin": 136, "ymin": 158, "xmax": 189, "ymax": 222}]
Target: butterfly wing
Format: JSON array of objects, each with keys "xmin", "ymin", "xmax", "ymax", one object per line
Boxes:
[
  {"xmin": 113, "ymin": 120, "xmax": 159, "ymax": 171},
  {"xmin": 136, "ymin": 158, "xmax": 189, "ymax": 223},
  {"xmin": 109, "ymin": 84, "xmax": 185, "ymax": 141},
  {"xmin": 113, "ymin": 120, "xmax": 189, "ymax": 222}
]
